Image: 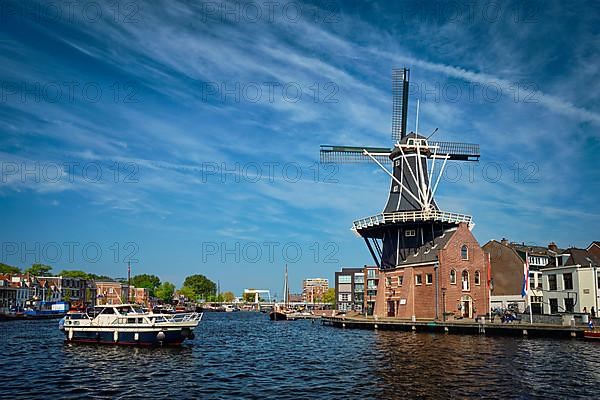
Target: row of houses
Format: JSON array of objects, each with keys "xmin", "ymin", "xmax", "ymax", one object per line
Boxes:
[
  {"xmin": 334, "ymin": 232, "xmax": 599, "ymax": 319},
  {"xmin": 0, "ymin": 273, "xmax": 151, "ymax": 313},
  {"xmin": 485, "ymin": 240, "xmax": 600, "ymax": 315}
]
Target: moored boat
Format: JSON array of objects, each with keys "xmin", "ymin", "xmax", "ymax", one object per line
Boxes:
[{"xmin": 59, "ymin": 304, "xmax": 202, "ymax": 346}]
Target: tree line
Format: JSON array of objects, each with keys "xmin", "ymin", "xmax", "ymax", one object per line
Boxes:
[{"xmin": 0, "ymin": 262, "xmax": 232, "ymax": 303}]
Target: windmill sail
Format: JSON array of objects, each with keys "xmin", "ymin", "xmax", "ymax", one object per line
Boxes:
[
  {"xmin": 429, "ymin": 141, "xmax": 480, "ymax": 161},
  {"xmin": 391, "ymin": 68, "xmax": 410, "ymax": 142},
  {"xmin": 320, "ymin": 145, "xmax": 391, "ymax": 164}
]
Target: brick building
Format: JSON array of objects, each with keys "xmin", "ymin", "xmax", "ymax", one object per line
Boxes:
[
  {"xmin": 302, "ymin": 278, "xmax": 329, "ymax": 303},
  {"xmin": 95, "ymin": 281, "xmax": 129, "ymax": 305},
  {"xmin": 374, "ymin": 223, "xmax": 489, "ymax": 320}
]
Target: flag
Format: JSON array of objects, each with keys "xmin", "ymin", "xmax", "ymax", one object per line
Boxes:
[{"xmin": 521, "ymin": 252, "xmax": 529, "ymax": 298}]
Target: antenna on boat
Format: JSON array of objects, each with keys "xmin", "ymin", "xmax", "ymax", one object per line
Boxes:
[{"xmin": 127, "ymin": 260, "xmax": 131, "ymax": 303}]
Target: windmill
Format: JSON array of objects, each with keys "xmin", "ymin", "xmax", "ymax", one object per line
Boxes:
[{"xmin": 320, "ymin": 68, "xmax": 480, "ymax": 269}]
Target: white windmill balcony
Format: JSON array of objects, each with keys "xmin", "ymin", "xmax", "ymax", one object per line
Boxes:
[{"xmin": 352, "ymin": 210, "xmax": 473, "ymax": 231}]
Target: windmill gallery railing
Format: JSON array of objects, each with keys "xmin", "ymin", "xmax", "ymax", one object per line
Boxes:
[{"xmin": 352, "ymin": 210, "xmax": 473, "ymax": 230}]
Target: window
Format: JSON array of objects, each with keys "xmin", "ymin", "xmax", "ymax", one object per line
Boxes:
[
  {"xmin": 339, "ymin": 293, "xmax": 350, "ymax": 302},
  {"xmin": 450, "ymin": 269, "xmax": 456, "ymax": 285},
  {"xmin": 549, "ymin": 298, "xmax": 558, "ymax": 314},
  {"xmin": 386, "ymin": 277, "xmax": 392, "ymax": 287},
  {"xmin": 397, "ymin": 276, "xmax": 403, "ymax": 286},
  {"xmin": 354, "ymin": 274, "xmax": 364, "ymax": 284},
  {"xmin": 548, "ymin": 274, "xmax": 557, "ymax": 291},
  {"xmin": 338, "ymin": 275, "xmax": 351, "ymax": 284},
  {"xmin": 108, "ymin": 287, "xmax": 114, "ymax": 294},
  {"xmin": 529, "ymin": 273, "xmax": 535, "ymax": 290},
  {"xmin": 426, "ymin": 274, "xmax": 433, "ymax": 285},
  {"xmin": 563, "ymin": 273, "xmax": 573, "ymax": 290},
  {"xmin": 367, "ymin": 269, "xmax": 376, "ymax": 278},
  {"xmin": 415, "ymin": 274, "xmax": 422, "ymax": 285},
  {"xmin": 474, "ymin": 271, "xmax": 481, "ymax": 286},
  {"xmin": 461, "ymin": 245, "xmax": 469, "ymax": 260},
  {"xmin": 405, "ymin": 229, "xmax": 416, "ymax": 237},
  {"xmin": 462, "ymin": 270, "xmax": 470, "ymax": 291},
  {"xmin": 564, "ymin": 298, "xmax": 575, "ymax": 313}
]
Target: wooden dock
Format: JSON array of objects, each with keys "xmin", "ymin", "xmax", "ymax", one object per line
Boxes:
[{"xmin": 321, "ymin": 316, "xmax": 586, "ymax": 339}]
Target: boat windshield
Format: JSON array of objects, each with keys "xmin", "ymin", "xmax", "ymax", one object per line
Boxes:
[{"xmin": 129, "ymin": 305, "xmax": 145, "ymax": 314}]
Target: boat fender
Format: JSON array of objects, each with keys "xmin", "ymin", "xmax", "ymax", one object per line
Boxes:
[
  {"xmin": 113, "ymin": 330, "xmax": 119, "ymax": 342},
  {"xmin": 58, "ymin": 317, "xmax": 66, "ymax": 331},
  {"xmin": 134, "ymin": 332, "xmax": 139, "ymax": 341},
  {"xmin": 156, "ymin": 331, "xmax": 166, "ymax": 341},
  {"xmin": 68, "ymin": 329, "xmax": 74, "ymax": 340}
]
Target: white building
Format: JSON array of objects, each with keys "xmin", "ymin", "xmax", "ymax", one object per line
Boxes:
[{"xmin": 541, "ymin": 248, "xmax": 600, "ymax": 315}]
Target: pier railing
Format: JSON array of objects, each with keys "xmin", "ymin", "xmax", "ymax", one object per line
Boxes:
[{"xmin": 352, "ymin": 210, "xmax": 472, "ymax": 230}]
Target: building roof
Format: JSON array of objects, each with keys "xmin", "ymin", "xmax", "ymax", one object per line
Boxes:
[
  {"xmin": 565, "ymin": 248, "xmax": 600, "ymax": 267},
  {"xmin": 399, "ymin": 228, "xmax": 457, "ymax": 266},
  {"xmin": 509, "ymin": 242, "xmax": 560, "ymax": 256}
]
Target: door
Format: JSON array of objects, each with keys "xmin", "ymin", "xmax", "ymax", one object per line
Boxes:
[
  {"xmin": 387, "ymin": 301, "xmax": 395, "ymax": 317},
  {"xmin": 461, "ymin": 295, "xmax": 472, "ymax": 318}
]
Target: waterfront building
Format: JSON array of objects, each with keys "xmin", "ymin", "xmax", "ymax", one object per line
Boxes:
[
  {"xmin": 302, "ymin": 278, "xmax": 329, "ymax": 303},
  {"xmin": 335, "ymin": 267, "xmax": 363, "ymax": 312},
  {"xmin": 0, "ymin": 277, "xmax": 17, "ymax": 312},
  {"xmin": 334, "ymin": 266, "xmax": 378, "ymax": 313},
  {"xmin": 38, "ymin": 276, "xmax": 96, "ymax": 306},
  {"xmin": 364, "ymin": 266, "xmax": 379, "ymax": 315},
  {"xmin": 483, "ymin": 239, "xmax": 557, "ymax": 313},
  {"xmin": 373, "ymin": 223, "xmax": 488, "ymax": 320},
  {"xmin": 95, "ymin": 281, "xmax": 130, "ymax": 305},
  {"xmin": 541, "ymin": 248, "xmax": 600, "ymax": 314}
]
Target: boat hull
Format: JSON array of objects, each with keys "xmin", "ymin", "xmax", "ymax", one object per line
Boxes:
[
  {"xmin": 584, "ymin": 330, "xmax": 600, "ymax": 340},
  {"xmin": 269, "ymin": 311, "xmax": 288, "ymax": 321},
  {"xmin": 62, "ymin": 327, "xmax": 194, "ymax": 346}
]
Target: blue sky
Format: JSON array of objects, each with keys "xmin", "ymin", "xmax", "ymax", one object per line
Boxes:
[{"xmin": 1, "ymin": 0, "xmax": 598, "ymax": 295}]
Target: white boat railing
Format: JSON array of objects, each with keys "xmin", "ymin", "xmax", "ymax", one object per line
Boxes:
[
  {"xmin": 152, "ymin": 312, "xmax": 203, "ymax": 324},
  {"xmin": 352, "ymin": 210, "xmax": 473, "ymax": 230}
]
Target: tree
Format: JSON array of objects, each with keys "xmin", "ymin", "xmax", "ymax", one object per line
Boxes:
[
  {"xmin": 0, "ymin": 262, "xmax": 21, "ymax": 274},
  {"xmin": 179, "ymin": 286, "xmax": 196, "ymax": 301},
  {"xmin": 59, "ymin": 270, "xmax": 91, "ymax": 279},
  {"xmin": 242, "ymin": 291, "xmax": 255, "ymax": 302},
  {"xmin": 323, "ymin": 288, "xmax": 336, "ymax": 306},
  {"xmin": 130, "ymin": 274, "xmax": 161, "ymax": 296},
  {"xmin": 155, "ymin": 282, "xmax": 175, "ymax": 303},
  {"xmin": 222, "ymin": 291, "xmax": 235, "ymax": 302},
  {"xmin": 25, "ymin": 264, "xmax": 52, "ymax": 276},
  {"xmin": 183, "ymin": 275, "xmax": 216, "ymax": 300}
]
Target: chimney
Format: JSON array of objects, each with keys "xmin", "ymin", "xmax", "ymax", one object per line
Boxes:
[
  {"xmin": 548, "ymin": 242, "xmax": 558, "ymax": 252},
  {"xmin": 500, "ymin": 238, "xmax": 508, "ymax": 246}
]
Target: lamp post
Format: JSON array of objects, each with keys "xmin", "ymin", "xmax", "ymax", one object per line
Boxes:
[{"xmin": 441, "ymin": 287, "xmax": 447, "ymax": 322}]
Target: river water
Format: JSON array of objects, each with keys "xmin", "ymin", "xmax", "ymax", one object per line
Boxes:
[{"xmin": 1, "ymin": 312, "xmax": 598, "ymax": 399}]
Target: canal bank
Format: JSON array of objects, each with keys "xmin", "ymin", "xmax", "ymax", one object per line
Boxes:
[{"xmin": 322, "ymin": 316, "xmax": 586, "ymax": 338}]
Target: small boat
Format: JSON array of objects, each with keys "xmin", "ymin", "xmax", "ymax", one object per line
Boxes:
[
  {"xmin": 59, "ymin": 304, "xmax": 202, "ymax": 346},
  {"xmin": 269, "ymin": 265, "xmax": 298, "ymax": 321},
  {"xmin": 269, "ymin": 306, "xmax": 289, "ymax": 321}
]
